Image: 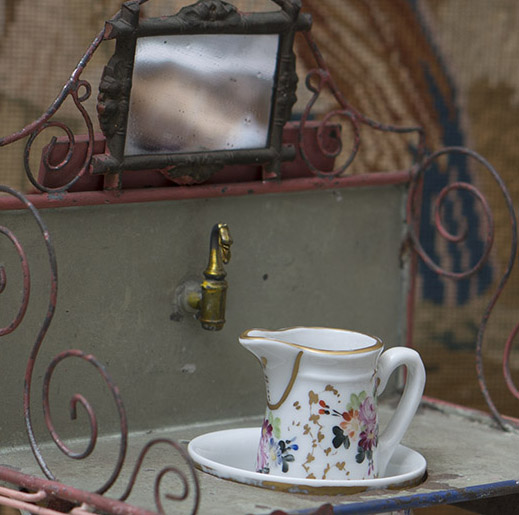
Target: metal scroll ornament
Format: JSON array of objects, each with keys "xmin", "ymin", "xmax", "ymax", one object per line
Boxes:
[
  {"xmin": 297, "ymin": 31, "xmax": 426, "ymax": 178},
  {"xmin": 407, "ymin": 148, "xmax": 518, "ymax": 431},
  {"xmin": 0, "ymin": 186, "xmax": 200, "ymax": 513}
]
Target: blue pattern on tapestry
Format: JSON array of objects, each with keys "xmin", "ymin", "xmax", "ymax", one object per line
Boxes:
[{"xmin": 409, "ymin": 0, "xmax": 493, "ymax": 305}]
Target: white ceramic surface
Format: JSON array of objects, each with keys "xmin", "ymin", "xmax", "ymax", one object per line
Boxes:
[
  {"xmin": 188, "ymin": 427, "xmax": 427, "ymax": 495},
  {"xmin": 239, "ymin": 327, "xmax": 426, "ymax": 479}
]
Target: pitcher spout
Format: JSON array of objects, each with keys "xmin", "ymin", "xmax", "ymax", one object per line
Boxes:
[
  {"xmin": 239, "ymin": 328, "xmax": 292, "ymax": 360},
  {"xmin": 239, "ymin": 328, "xmax": 305, "ymax": 413}
]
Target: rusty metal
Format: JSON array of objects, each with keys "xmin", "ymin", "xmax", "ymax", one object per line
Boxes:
[
  {"xmin": 1, "ymin": 0, "xmax": 416, "ymax": 194},
  {"xmin": 0, "ymin": 184, "xmax": 200, "ymax": 514},
  {"xmin": 0, "ymin": 464, "xmax": 158, "ymax": 515},
  {"xmin": 406, "ymin": 147, "xmax": 519, "ymax": 431},
  {"xmin": 267, "ymin": 480, "xmax": 519, "ymax": 514},
  {"xmin": 0, "ymin": 171, "xmax": 412, "ymax": 212},
  {"xmin": 298, "ymin": 30, "xmax": 426, "ymax": 178},
  {"xmin": 0, "ymin": 222, "xmax": 30, "ymax": 336},
  {"xmin": 41, "ymin": 349, "xmax": 127, "ymax": 492},
  {"xmin": 36, "ymin": 122, "xmax": 342, "ymax": 191},
  {"xmin": 503, "ymin": 322, "xmax": 519, "ymax": 400},
  {"xmin": 118, "ymin": 438, "xmax": 200, "ymax": 514},
  {"xmin": 0, "ymin": 27, "xmax": 104, "ymax": 193},
  {"xmin": 0, "ymin": 0, "xmax": 417, "ymax": 192},
  {"xmin": 23, "ymin": 80, "xmax": 96, "ymax": 194}
]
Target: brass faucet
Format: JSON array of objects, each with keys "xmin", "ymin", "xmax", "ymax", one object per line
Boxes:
[{"xmin": 185, "ymin": 223, "xmax": 233, "ymax": 331}]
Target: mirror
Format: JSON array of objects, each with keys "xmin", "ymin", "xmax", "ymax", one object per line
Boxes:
[
  {"xmin": 95, "ymin": 0, "xmax": 311, "ymax": 181},
  {"xmin": 125, "ymin": 34, "xmax": 279, "ymax": 156}
]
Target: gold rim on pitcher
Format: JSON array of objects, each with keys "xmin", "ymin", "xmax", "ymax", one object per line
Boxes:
[{"xmin": 240, "ymin": 327, "xmax": 383, "ymax": 355}]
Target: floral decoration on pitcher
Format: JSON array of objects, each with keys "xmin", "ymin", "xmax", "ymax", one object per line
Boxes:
[
  {"xmin": 319, "ymin": 391, "xmax": 378, "ymax": 475},
  {"xmin": 256, "ymin": 414, "xmax": 299, "ymax": 474}
]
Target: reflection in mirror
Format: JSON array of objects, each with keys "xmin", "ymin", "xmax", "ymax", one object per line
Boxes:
[{"xmin": 125, "ymin": 34, "xmax": 280, "ymax": 156}]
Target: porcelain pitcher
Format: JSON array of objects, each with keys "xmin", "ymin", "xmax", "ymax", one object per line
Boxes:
[{"xmin": 239, "ymin": 327, "xmax": 426, "ymax": 480}]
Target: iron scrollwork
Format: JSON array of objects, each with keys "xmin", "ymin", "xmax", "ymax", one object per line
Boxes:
[
  {"xmin": 0, "ymin": 28, "xmax": 105, "ymax": 194},
  {"xmin": 0, "ymin": 185, "xmax": 200, "ymax": 512},
  {"xmin": 0, "ymin": 185, "xmax": 130, "ymax": 495},
  {"xmin": 297, "ymin": 31, "xmax": 426, "ymax": 178},
  {"xmin": 406, "ymin": 148, "xmax": 519, "ymax": 431}
]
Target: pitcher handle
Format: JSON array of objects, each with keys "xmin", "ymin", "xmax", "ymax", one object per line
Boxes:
[{"xmin": 377, "ymin": 347, "xmax": 426, "ymax": 475}]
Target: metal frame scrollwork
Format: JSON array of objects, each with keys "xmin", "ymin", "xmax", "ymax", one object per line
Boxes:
[
  {"xmin": 503, "ymin": 322, "xmax": 519, "ymax": 402},
  {"xmin": 406, "ymin": 148, "xmax": 518, "ymax": 431},
  {"xmin": 0, "ymin": 185, "xmax": 200, "ymax": 514},
  {"xmin": 297, "ymin": 31, "xmax": 426, "ymax": 178},
  {"xmin": 0, "ymin": 30, "xmax": 104, "ymax": 194}
]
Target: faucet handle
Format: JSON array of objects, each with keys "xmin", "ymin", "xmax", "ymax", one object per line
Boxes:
[{"xmin": 217, "ymin": 223, "xmax": 233, "ymax": 264}]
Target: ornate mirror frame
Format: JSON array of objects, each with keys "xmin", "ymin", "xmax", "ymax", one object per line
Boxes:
[{"xmin": 94, "ymin": 0, "xmax": 312, "ymax": 182}]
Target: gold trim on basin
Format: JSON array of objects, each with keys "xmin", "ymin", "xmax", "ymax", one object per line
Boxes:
[{"xmin": 195, "ymin": 463, "xmax": 427, "ymax": 495}]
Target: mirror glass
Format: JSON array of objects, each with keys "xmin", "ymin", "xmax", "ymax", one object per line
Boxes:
[{"xmin": 124, "ymin": 34, "xmax": 280, "ymax": 156}]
